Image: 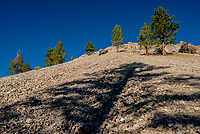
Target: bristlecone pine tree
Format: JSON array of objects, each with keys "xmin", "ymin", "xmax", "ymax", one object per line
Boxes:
[
  {"xmin": 137, "ymin": 23, "xmax": 153, "ymax": 56},
  {"xmin": 44, "ymin": 41, "xmax": 65, "ymax": 66},
  {"xmin": 8, "ymin": 50, "xmax": 32, "ymax": 75},
  {"xmin": 151, "ymin": 6, "xmax": 180, "ymax": 55},
  {"xmin": 85, "ymin": 42, "xmax": 95, "ymax": 55},
  {"xmin": 111, "ymin": 24, "xmax": 124, "ymax": 52}
]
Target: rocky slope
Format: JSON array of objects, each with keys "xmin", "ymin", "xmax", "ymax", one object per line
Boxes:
[{"xmin": 1, "ymin": 46, "xmax": 200, "ymax": 134}]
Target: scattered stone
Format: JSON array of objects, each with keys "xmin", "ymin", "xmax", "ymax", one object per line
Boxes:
[
  {"xmin": 186, "ymin": 124, "xmax": 194, "ymax": 129},
  {"xmin": 99, "ymin": 49, "xmax": 108, "ymax": 55},
  {"xmin": 26, "ymin": 118, "xmax": 32, "ymax": 123},
  {"xmin": 194, "ymin": 107, "xmax": 200, "ymax": 111},
  {"xmin": 156, "ymin": 126, "xmax": 166, "ymax": 132},
  {"xmin": 175, "ymin": 123, "xmax": 183, "ymax": 129},
  {"xmin": 168, "ymin": 123, "xmax": 174, "ymax": 127}
]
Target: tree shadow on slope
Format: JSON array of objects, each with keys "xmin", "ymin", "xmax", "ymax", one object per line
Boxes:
[
  {"xmin": 2, "ymin": 61, "xmax": 200, "ymax": 133},
  {"xmin": 0, "ymin": 62, "xmax": 169, "ymax": 133},
  {"xmin": 146, "ymin": 74, "xmax": 200, "ymax": 132},
  {"xmin": 120, "ymin": 73, "xmax": 200, "ymax": 133},
  {"xmin": 148, "ymin": 113, "xmax": 200, "ymax": 132},
  {"xmin": 45, "ymin": 62, "xmax": 169, "ymax": 133},
  {"xmin": 0, "ymin": 97, "xmax": 42, "ymax": 133}
]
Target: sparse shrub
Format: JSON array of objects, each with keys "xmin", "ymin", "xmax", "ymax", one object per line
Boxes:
[
  {"xmin": 70, "ymin": 56, "xmax": 74, "ymax": 61},
  {"xmin": 35, "ymin": 66, "xmax": 41, "ymax": 70}
]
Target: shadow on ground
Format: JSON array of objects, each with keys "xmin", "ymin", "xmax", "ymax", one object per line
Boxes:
[{"xmin": 0, "ymin": 61, "xmax": 200, "ymax": 133}]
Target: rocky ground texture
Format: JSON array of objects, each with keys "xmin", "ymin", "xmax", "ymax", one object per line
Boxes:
[{"xmin": 1, "ymin": 46, "xmax": 200, "ymax": 134}]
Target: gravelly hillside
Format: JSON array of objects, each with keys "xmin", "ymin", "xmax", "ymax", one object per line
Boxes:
[{"xmin": 1, "ymin": 46, "xmax": 200, "ymax": 134}]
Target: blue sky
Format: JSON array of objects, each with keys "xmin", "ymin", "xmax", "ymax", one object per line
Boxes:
[{"xmin": 1, "ymin": 0, "xmax": 200, "ymax": 78}]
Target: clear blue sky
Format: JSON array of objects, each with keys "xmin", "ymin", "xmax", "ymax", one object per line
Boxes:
[{"xmin": 1, "ymin": 0, "xmax": 200, "ymax": 78}]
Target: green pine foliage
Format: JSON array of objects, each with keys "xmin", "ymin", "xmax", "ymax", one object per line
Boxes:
[
  {"xmin": 85, "ymin": 42, "xmax": 95, "ymax": 54},
  {"xmin": 111, "ymin": 24, "xmax": 124, "ymax": 52},
  {"xmin": 44, "ymin": 48, "xmax": 54, "ymax": 67},
  {"xmin": 137, "ymin": 23, "xmax": 155, "ymax": 55},
  {"xmin": 44, "ymin": 41, "xmax": 65, "ymax": 67},
  {"xmin": 22, "ymin": 62, "xmax": 32, "ymax": 72},
  {"xmin": 8, "ymin": 50, "xmax": 32, "ymax": 75},
  {"xmin": 53, "ymin": 41, "xmax": 65, "ymax": 64},
  {"xmin": 150, "ymin": 6, "xmax": 180, "ymax": 55},
  {"xmin": 8, "ymin": 61, "xmax": 16, "ymax": 75}
]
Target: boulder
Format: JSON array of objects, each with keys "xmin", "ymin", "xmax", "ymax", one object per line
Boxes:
[
  {"xmin": 179, "ymin": 41, "xmax": 187, "ymax": 46},
  {"xmin": 165, "ymin": 44, "xmax": 182, "ymax": 54},
  {"xmin": 99, "ymin": 49, "xmax": 108, "ymax": 55},
  {"xmin": 127, "ymin": 42, "xmax": 140, "ymax": 50},
  {"xmin": 195, "ymin": 46, "xmax": 200, "ymax": 54},
  {"xmin": 123, "ymin": 44, "xmax": 128, "ymax": 49},
  {"xmin": 179, "ymin": 43, "xmax": 197, "ymax": 54}
]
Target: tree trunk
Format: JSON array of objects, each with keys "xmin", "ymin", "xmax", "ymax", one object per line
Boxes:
[
  {"xmin": 162, "ymin": 42, "xmax": 165, "ymax": 56},
  {"xmin": 161, "ymin": 35, "xmax": 165, "ymax": 56},
  {"xmin": 116, "ymin": 45, "xmax": 119, "ymax": 52},
  {"xmin": 145, "ymin": 45, "xmax": 148, "ymax": 56}
]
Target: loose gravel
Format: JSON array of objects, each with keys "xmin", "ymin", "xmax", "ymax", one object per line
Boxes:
[{"xmin": 0, "ymin": 46, "xmax": 200, "ymax": 134}]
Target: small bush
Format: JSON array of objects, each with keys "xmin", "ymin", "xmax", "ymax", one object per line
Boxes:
[
  {"xmin": 70, "ymin": 56, "xmax": 74, "ymax": 61},
  {"xmin": 35, "ymin": 66, "xmax": 41, "ymax": 70}
]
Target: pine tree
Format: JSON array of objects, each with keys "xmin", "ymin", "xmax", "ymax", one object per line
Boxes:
[
  {"xmin": 44, "ymin": 41, "xmax": 65, "ymax": 66},
  {"xmin": 137, "ymin": 23, "xmax": 154, "ymax": 56},
  {"xmin": 111, "ymin": 24, "xmax": 124, "ymax": 52},
  {"xmin": 150, "ymin": 6, "xmax": 180, "ymax": 55},
  {"xmin": 44, "ymin": 48, "xmax": 54, "ymax": 67},
  {"xmin": 53, "ymin": 41, "xmax": 65, "ymax": 64},
  {"xmin": 8, "ymin": 50, "xmax": 23, "ymax": 75},
  {"xmin": 22, "ymin": 62, "xmax": 32, "ymax": 72},
  {"xmin": 8, "ymin": 50, "xmax": 32, "ymax": 75},
  {"xmin": 85, "ymin": 42, "xmax": 95, "ymax": 54}
]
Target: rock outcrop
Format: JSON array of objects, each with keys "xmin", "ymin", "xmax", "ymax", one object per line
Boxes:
[
  {"xmin": 179, "ymin": 42, "xmax": 197, "ymax": 54},
  {"xmin": 125, "ymin": 42, "xmax": 140, "ymax": 52},
  {"xmin": 123, "ymin": 41, "xmax": 199, "ymax": 55},
  {"xmin": 165, "ymin": 43, "xmax": 182, "ymax": 54}
]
